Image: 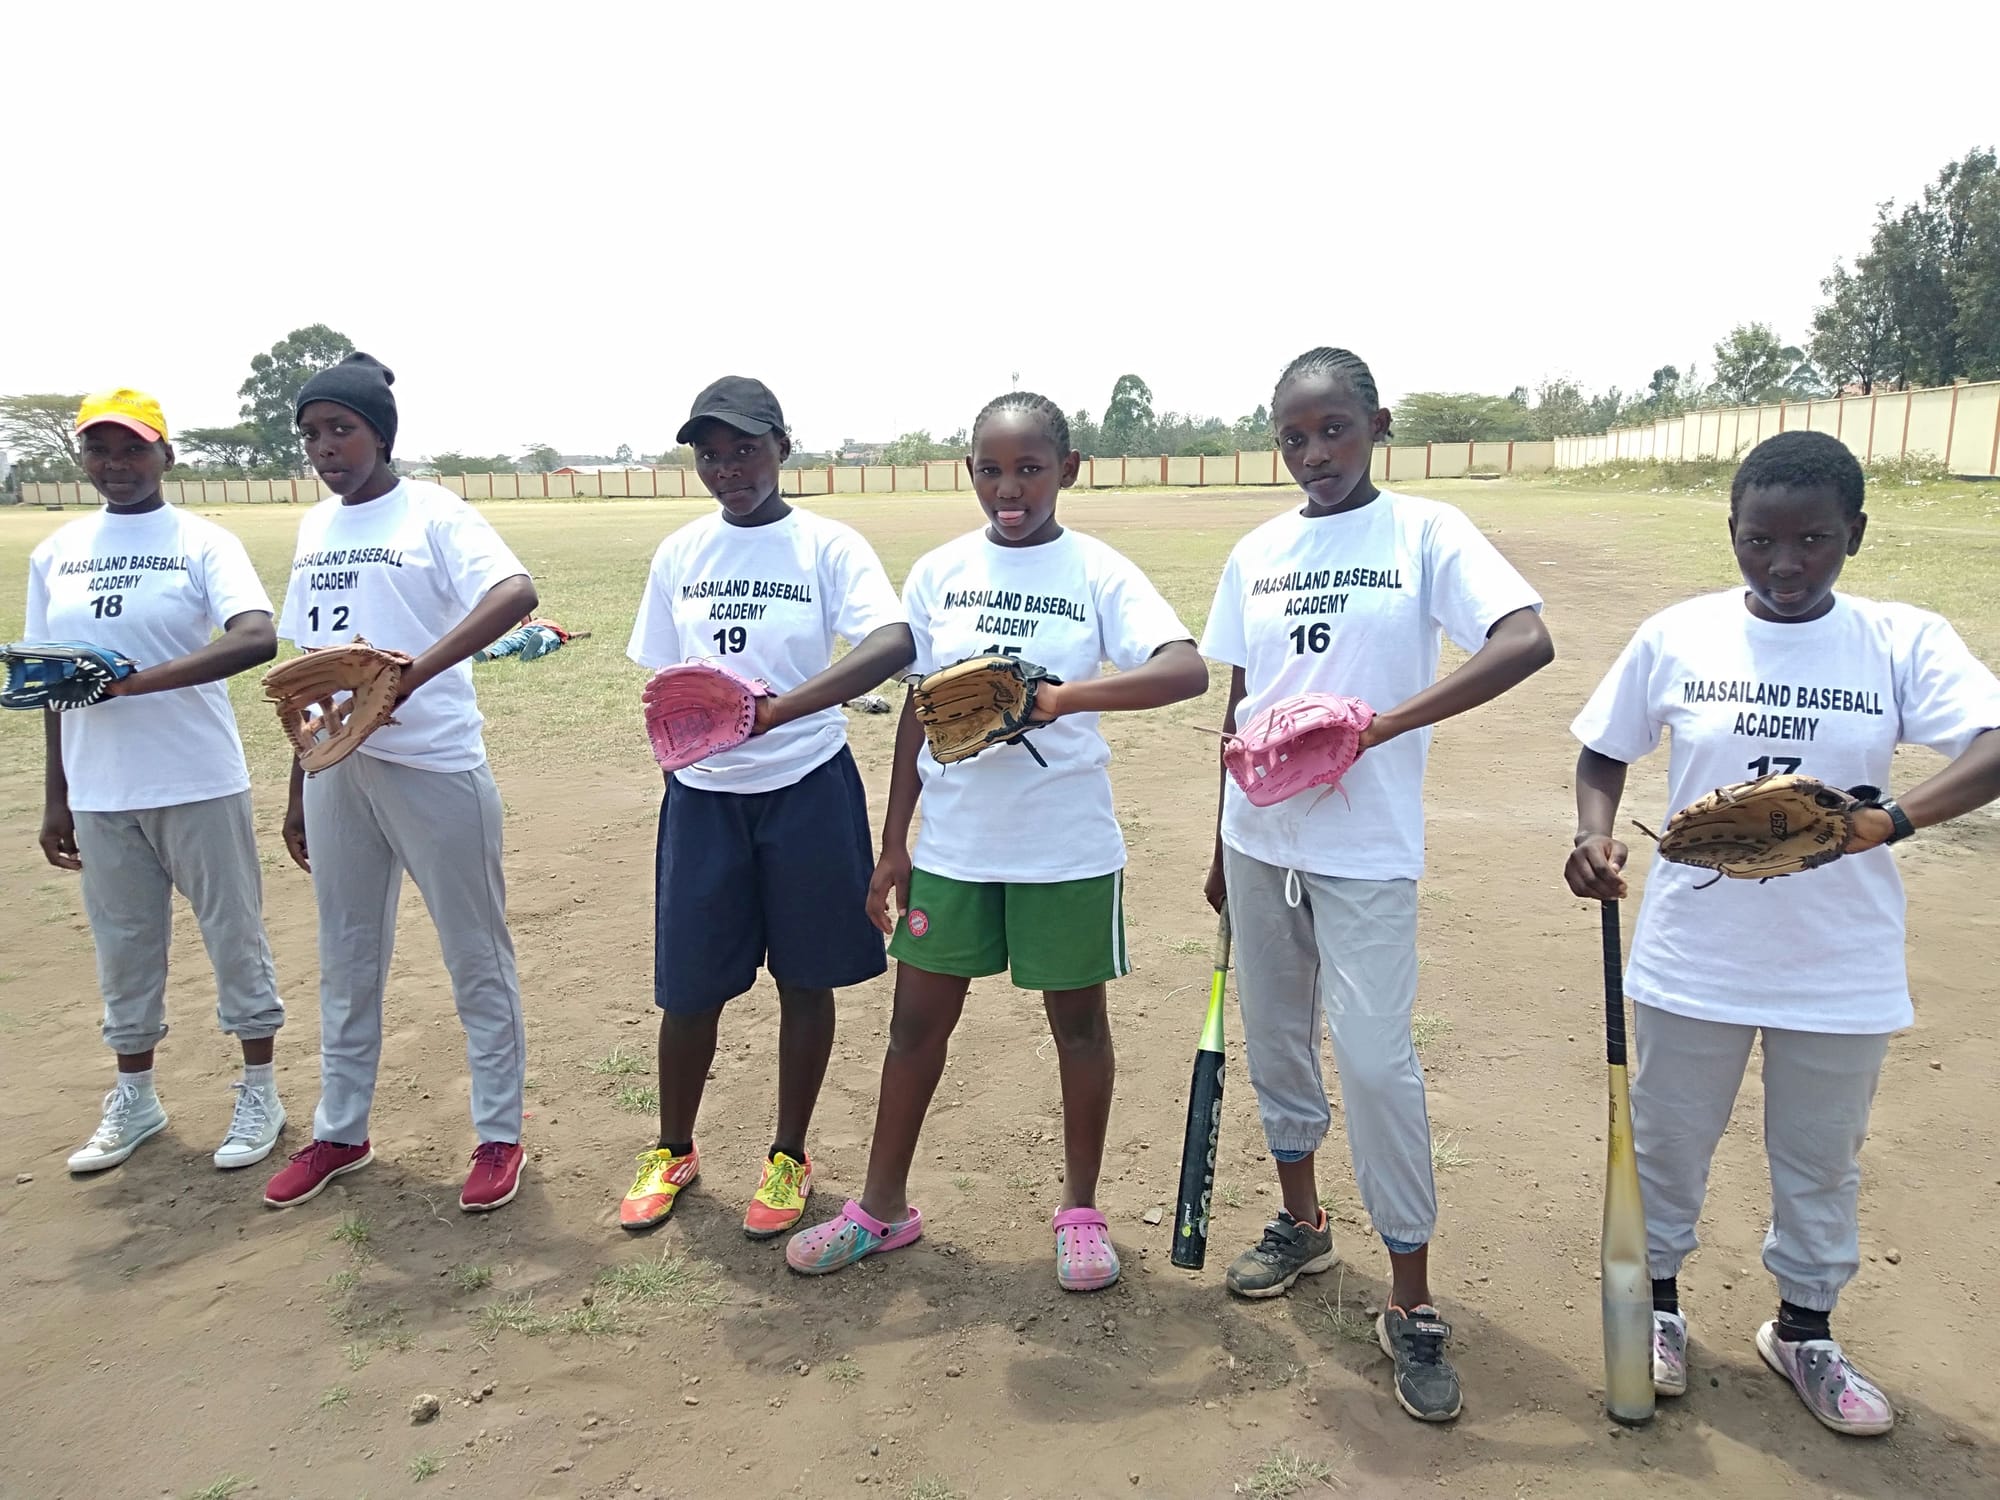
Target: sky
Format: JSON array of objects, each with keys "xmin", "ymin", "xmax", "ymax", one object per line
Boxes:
[{"xmin": 6, "ymin": 1, "xmax": 1997, "ymax": 460}]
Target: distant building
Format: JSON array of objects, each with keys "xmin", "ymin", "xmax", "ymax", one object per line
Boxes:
[{"xmin": 837, "ymin": 439, "xmax": 889, "ymax": 464}]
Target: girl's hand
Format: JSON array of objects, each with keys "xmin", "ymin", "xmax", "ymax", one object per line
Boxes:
[
  {"xmin": 1203, "ymin": 852, "xmax": 1227, "ymax": 913},
  {"xmin": 1565, "ymin": 834, "xmax": 1628, "ymax": 900},
  {"xmin": 867, "ymin": 844, "xmax": 913, "ymax": 935},
  {"xmin": 1026, "ymin": 680, "xmax": 1065, "ymax": 725},
  {"xmin": 283, "ymin": 797, "xmax": 311, "ymax": 874},
  {"xmin": 40, "ymin": 800, "xmax": 81, "ymax": 871},
  {"xmin": 1843, "ymin": 806, "xmax": 1896, "ymax": 854},
  {"xmin": 1359, "ymin": 708, "xmax": 1406, "ymax": 751}
]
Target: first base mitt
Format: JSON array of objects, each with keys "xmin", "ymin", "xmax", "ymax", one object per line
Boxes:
[
  {"xmin": 643, "ymin": 661, "xmax": 771, "ymax": 772},
  {"xmin": 1211, "ymin": 693, "xmax": 1374, "ymax": 808},
  {"xmin": 263, "ymin": 638, "xmax": 413, "ymax": 774},
  {"xmin": 1, "ymin": 641, "xmax": 138, "ymax": 711},
  {"xmin": 1637, "ymin": 773, "xmax": 1871, "ymax": 887},
  {"xmin": 912, "ymin": 653, "xmax": 1060, "ymax": 767}
]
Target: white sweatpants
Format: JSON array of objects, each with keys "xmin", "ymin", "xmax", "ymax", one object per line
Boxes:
[
  {"xmin": 303, "ymin": 754, "xmax": 525, "ymax": 1145},
  {"xmin": 1223, "ymin": 846, "xmax": 1435, "ymax": 1252},
  {"xmin": 1630, "ymin": 1002, "xmax": 1890, "ymax": 1313},
  {"xmin": 73, "ymin": 791, "xmax": 284, "ymax": 1055}
]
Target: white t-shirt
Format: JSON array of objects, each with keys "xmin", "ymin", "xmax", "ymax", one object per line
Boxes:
[
  {"xmin": 25, "ymin": 505, "xmax": 272, "ymax": 813},
  {"xmin": 278, "ymin": 481, "xmax": 529, "ymax": 773},
  {"xmin": 1200, "ymin": 490, "xmax": 1543, "ymax": 880},
  {"xmin": 904, "ymin": 527, "xmax": 1192, "ymax": 883},
  {"xmin": 627, "ymin": 508, "xmax": 905, "ymax": 794},
  {"xmin": 1573, "ymin": 589, "xmax": 2000, "ymax": 1034}
]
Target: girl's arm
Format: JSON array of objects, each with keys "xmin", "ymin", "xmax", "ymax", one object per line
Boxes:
[
  {"xmin": 865, "ymin": 687, "xmax": 928, "ymax": 933},
  {"xmin": 1203, "ymin": 664, "xmax": 1249, "ymax": 913},
  {"xmin": 757, "ymin": 623, "xmax": 916, "ymax": 734},
  {"xmin": 282, "ymin": 759, "xmax": 310, "ymax": 873},
  {"xmin": 1031, "ymin": 640, "xmax": 1210, "ymax": 719},
  {"xmin": 39, "ymin": 711, "xmax": 80, "ymax": 871},
  {"xmin": 399, "ymin": 575, "xmax": 539, "ymax": 700},
  {"xmin": 1565, "ymin": 747, "xmax": 1631, "ymax": 899},
  {"xmin": 107, "ymin": 610, "xmax": 277, "ymax": 698},
  {"xmin": 1847, "ymin": 726, "xmax": 2000, "ymax": 851},
  {"xmin": 1363, "ymin": 606, "xmax": 1554, "ymax": 748}
]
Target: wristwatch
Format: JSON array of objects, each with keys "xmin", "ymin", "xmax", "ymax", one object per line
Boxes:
[{"xmin": 1855, "ymin": 789, "xmax": 1916, "ymax": 844}]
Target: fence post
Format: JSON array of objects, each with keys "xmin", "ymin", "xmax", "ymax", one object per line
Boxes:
[
  {"xmin": 1866, "ymin": 392, "xmax": 1879, "ymax": 460},
  {"xmin": 1506, "ymin": 440, "xmax": 1515, "ymax": 472},
  {"xmin": 1942, "ymin": 381, "xmax": 1962, "ymax": 467},
  {"xmin": 1900, "ymin": 391, "xmax": 1914, "ymax": 459},
  {"xmin": 1990, "ymin": 391, "xmax": 2000, "ymax": 477},
  {"xmin": 1199, "ymin": 455, "xmax": 1206, "ymax": 486},
  {"xmin": 1425, "ymin": 444, "xmax": 1432, "ymax": 479}
]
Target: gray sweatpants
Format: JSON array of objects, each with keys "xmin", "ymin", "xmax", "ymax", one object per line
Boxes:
[
  {"xmin": 1223, "ymin": 846, "xmax": 1435, "ymax": 1251},
  {"xmin": 1631, "ymin": 1003, "xmax": 1890, "ymax": 1312},
  {"xmin": 73, "ymin": 791, "xmax": 284, "ymax": 1055},
  {"xmin": 303, "ymin": 754, "xmax": 525, "ymax": 1145}
]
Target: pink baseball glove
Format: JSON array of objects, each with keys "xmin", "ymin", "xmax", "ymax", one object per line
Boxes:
[
  {"xmin": 1216, "ymin": 693, "xmax": 1374, "ymax": 808},
  {"xmin": 643, "ymin": 661, "xmax": 772, "ymax": 772}
]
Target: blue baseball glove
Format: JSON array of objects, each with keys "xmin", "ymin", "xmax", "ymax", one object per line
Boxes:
[{"xmin": 1, "ymin": 641, "xmax": 139, "ymax": 711}]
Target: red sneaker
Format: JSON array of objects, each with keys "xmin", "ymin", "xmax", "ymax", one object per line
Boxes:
[
  {"xmin": 264, "ymin": 1139, "xmax": 373, "ymax": 1208},
  {"xmin": 460, "ymin": 1141, "xmax": 524, "ymax": 1213}
]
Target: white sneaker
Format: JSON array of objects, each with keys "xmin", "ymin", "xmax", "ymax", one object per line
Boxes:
[
  {"xmin": 214, "ymin": 1080, "xmax": 286, "ymax": 1169},
  {"xmin": 68, "ymin": 1083, "xmax": 169, "ymax": 1173},
  {"xmin": 1653, "ymin": 1310, "xmax": 1689, "ymax": 1396}
]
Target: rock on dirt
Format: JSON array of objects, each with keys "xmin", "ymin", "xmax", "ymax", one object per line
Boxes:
[{"xmin": 409, "ymin": 1393, "xmax": 441, "ymax": 1425}]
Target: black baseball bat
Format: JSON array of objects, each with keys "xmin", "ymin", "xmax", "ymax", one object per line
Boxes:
[{"xmin": 1171, "ymin": 906, "xmax": 1232, "ymax": 1269}]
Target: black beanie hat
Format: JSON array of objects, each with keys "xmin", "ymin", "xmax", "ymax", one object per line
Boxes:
[{"xmin": 296, "ymin": 352, "xmax": 398, "ymax": 457}]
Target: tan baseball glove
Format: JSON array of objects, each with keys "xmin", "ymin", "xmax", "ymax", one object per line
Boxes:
[
  {"xmin": 263, "ymin": 638, "xmax": 414, "ymax": 774},
  {"xmin": 912, "ymin": 653, "xmax": 1060, "ymax": 767},
  {"xmin": 1637, "ymin": 773, "xmax": 1868, "ymax": 887}
]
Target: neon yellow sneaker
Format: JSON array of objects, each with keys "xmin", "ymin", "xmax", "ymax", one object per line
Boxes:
[
  {"xmin": 620, "ymin": 1144, "xmax": 699, "ymax": 1230},
  {"xmin": 744, "ymin": 1151, "xmax": 812, "ymax": 1239}
]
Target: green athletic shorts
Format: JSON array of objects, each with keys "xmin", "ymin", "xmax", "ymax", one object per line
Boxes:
[{"xmin": 888, "ymin": 868, "xmax": 1129, "ymax": 991}]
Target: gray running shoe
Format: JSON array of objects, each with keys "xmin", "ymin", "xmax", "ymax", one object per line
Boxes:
[
  {"xmin": 1376, "ymin": 1304, "xmax": 1463, "ymax": 1422},
  {"xmin": 1224, "ymin": 1211, "xmax": 1336, "ymax": 1299}
]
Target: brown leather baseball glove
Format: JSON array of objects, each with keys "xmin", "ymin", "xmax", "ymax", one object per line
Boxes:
[
  {"xmin": 263, "ymin": 638, "xmax": 414, "ymax": 774},
  {"xmin": 1638, "ymin": 773, "xmax": 1868, "ymax": 887}
]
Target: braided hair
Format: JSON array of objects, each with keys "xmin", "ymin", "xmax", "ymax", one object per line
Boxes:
[
  {"xmin": 972, "ymin": 390, "xmax": 1072, "ymax": 454},
  {"xmin": 1272, "ymin": 347, "xmax": 1384, "ymax": 430}
]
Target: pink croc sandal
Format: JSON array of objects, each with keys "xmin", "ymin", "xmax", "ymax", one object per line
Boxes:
[
  {"xmin": 785, "ymin": 1199, "xmax": 923, "ymax": 1276},
  {"xmin": 1053, "ymin": 1207, "xmax": 1121, "ymax": 1292}
]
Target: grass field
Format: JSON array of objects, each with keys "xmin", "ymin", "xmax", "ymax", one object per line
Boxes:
[{"xmin": 1, "ymin": 476, "xmax": 1996, "ymax": 1500}]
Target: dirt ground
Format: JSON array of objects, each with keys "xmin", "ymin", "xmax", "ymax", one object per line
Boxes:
[{"xmin": 1, "ymin": 487, "xmax": 1996, "ymax": 1500}]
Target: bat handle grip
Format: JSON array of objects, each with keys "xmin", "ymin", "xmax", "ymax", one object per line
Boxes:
[{"xmin": 1600, "ymin": 899, "xmax": 1628, "ymax": 1067}]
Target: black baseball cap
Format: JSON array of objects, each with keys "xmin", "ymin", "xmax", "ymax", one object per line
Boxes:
[{"xmin": 676, "ymin": 376, "xmax": 786, "ymax": 444}]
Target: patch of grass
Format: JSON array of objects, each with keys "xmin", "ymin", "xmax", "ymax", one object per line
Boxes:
[
  {"xmin": 450, "ymin": 1262, "xmax": 494, "ymax": 1293},
  {"xmin": 612, "ymin": 1082, "xmax": 660, "ymax": 1114},
  {"xmin": 548, "ymin": 1300, "xmax": 624, "ymax": 1337},
  {"xmin": 408, "ymin": 1452, "xmax": 443, "ymax": 1483},
  {"xmin": 377, "ymin": 1329, "xmax": 417, "ymax": 1353},
  {"xmin": 325, "ymin": 1266, "xmax": 361, "ymax": 1298},
  {"xmin": 1410, "ymin": 1013, "xmax": 1452, "ymax": 1050},
  {"xmin": 1004, "ymin": 1171, "xmax": 1038, "ymax": 1190},
  {"xmin": 598, "ymin": 1248, "xmax": 722, "ymax": 1310},
  {"xmin": 319, "ymin": 1385, "xmax": 351, "ymax": 1409},
  {"xmin": 185, "ymin": 1480, "xmax": 249, "ymax": 1500},
  {"xmin": 330, "ymin": 1212, "xmax": 371, "ymax": 1251},
  {"xmin": 952, "ymin": 1173, "xmax": 975, "ymax": 1191},
  {"xmin": 341, "ymin": 1341, "xmax": 372, "ymax": 1370},
  {"xmin": 590, "ymin": 1044, "xmax": 649, "ymax": 1076},
  {"xmin": 1245, "ymin": 1448, "xmax": 1341, "ymax": 1497},
  {"xmin": 1305, "ymin": 1274, "xmax": 1377, "ymax": 1346},
  {"xmin": 1430, "ymin": 1131, "xmax": 1475, "ymax": 1171},
  {"xmin": 906, "ymin": 1481, "xmax": 962, "ymax": 1500},
  {"xmin": 1169, "ymin": 937, "xmax": 1208, "ymax": 955},
  {"xmin": 1221, "ymin": 1184, "xmax": 1244, "ymax": 1210},
  {"xmin": 824, "ymin": 1356, "xmax": 861, "ymax": 1389},
  {"xmin": 471, "ymin": 1294, "xmax": 544, "ymax": 1336}
]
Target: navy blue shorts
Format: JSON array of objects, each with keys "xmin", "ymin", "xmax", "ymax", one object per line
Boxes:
[{"xmin": 654, "ymin": 746, "xmax": 887, "ymax": 1014}]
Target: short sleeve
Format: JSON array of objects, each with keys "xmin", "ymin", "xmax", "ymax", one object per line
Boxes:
[
  {"xmin": 1570, "ymin": 626, "xmax": 1664, "ymax": 765},
  {"xmin": 823, "ymin": 524, "xmax": 904, "ymax": 645},
  {"xmin": 1426, "ymin": 506, "xmax": 1543, "ymax": 654},
  {"xmin": 902, "ymin": 561, "xmax": 939, "ymax": 678},
  {"xmin": 1094, "ymin": 547, "xmax": 1193, "ymax": 672},
  {"xmin": 436, "ymin": 501, "xmax": 530, "ymax": 613},
  {"xmin": 626, "ymin": 537, "xmax": 683, "ymax": 670},
  {"xmin": 1198, "ymin": 546, "xmax": 1248, "ymax": 668},
  {"xmin": 199, "ymin": 526, "xmax": 274, "ymax": 629},
  {"xmin": 24, "ymin": 547, "xmax": 51, "ymax": 638},
  {"xmin": 1896, "ymin": 612, "xmax": 2000, "ymax": 759}
]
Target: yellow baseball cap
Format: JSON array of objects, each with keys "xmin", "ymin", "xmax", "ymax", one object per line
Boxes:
[{"xmin": 75, "ymin": 389, "xmax": 169, "ymax": 444}]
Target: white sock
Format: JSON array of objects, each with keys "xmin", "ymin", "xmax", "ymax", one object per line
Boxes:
[
  {"xmin": 118, "ymin": 1068, "xmax": 156, "ymax": 1100},
  {"xmin": 243, "ymin": 1061, "xmax": 276, "ymax": 1091}
]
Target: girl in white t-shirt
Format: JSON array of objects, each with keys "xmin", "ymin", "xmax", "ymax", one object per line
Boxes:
[
  {"xmin": 29, "ymin": 388, "xmax": 287, "ymax": 1176},
  {"xmin": 1568, "ymin": 430, "xmax": 2000, "ymax": 1437},
  {"xmin": 621, "ymin": 376, "xmax": 915, "ymax": 1241},
  {"xmin": 260, "ymin": 354, "xmax": 541, "ymax": 1217},
  {"xmin": 785, "ymin": 391, "xmax": 1209, "ymax": 1291},
  {"xmin": 1200, "ymin": 348, "xmax": 1553, "ymax": 1425}
]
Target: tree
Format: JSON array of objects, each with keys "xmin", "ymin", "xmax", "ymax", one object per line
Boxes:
[
  {"xmin": 1391, "ymin": 392, "xmax": 1537, "ymax": 444},
  {"xmin": 431, "ymin": 452, "xmax": 517, "ymax": 474},
  {"xmin": 649, "ymin": 444, "xmax": 695, "ymax": 468},
  {"xmin": 0, "ymin": 393, "xmax": 89, "ymax": 480},
  {"xmin": 178, "ymin": 424, "xmax": 268, "ymax": 473},
  {"xmin": 1709, "ymin": 324, "xmax": 1826, "ymax": 405},
  {"xmin": 880, "ymin": 430, "xmax": 958, "ymax": 464},
  {"xmin": 1069, "ymin": 409, "xmax": 1102, "ymax": 457},
  {"xmin": 1809, "ymin": 260, "xmax": 1899, "ymax": 393},
  {"xmin": 613, "ymin": 443, "xmax": 634, "ymax": 465},
  {"xmin": 521, "ymin": 444, "xmax": 561, "ymax": 473},
  {"xmin": 1526, "ymin": 379, "xmax": 1624, "ymax": 439},
  {"xmin": 238, "ymin": 324, "xmax": 355, "ymax": 472},
  {"xmin": 1098, "ymin": 374, "xmax": 1156, "ymax": 457}
]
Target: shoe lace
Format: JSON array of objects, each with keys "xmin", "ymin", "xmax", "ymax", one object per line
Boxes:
[
  {"xmin": 91, "ymin": 1084, "xmax": 139, "ymax": 1145},
  {"xmin": 1396, "ymin": 1308, "xmax": 1449, "ymax": 1367},
  {"xmin": 1252, "ymin": 1215, "xmax": 1303, "ymax": 1261},
  {"xmin": 224, "ymin": 1081, "xmax": 271, "ymax": 1141},
  {"xmin": 470, "ymin": 1142, "xmax": 514, "ymax": 1171},
  {"xmin": 764, "ymin": 1155, "xmax": 804, "ymax": 1201}
]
